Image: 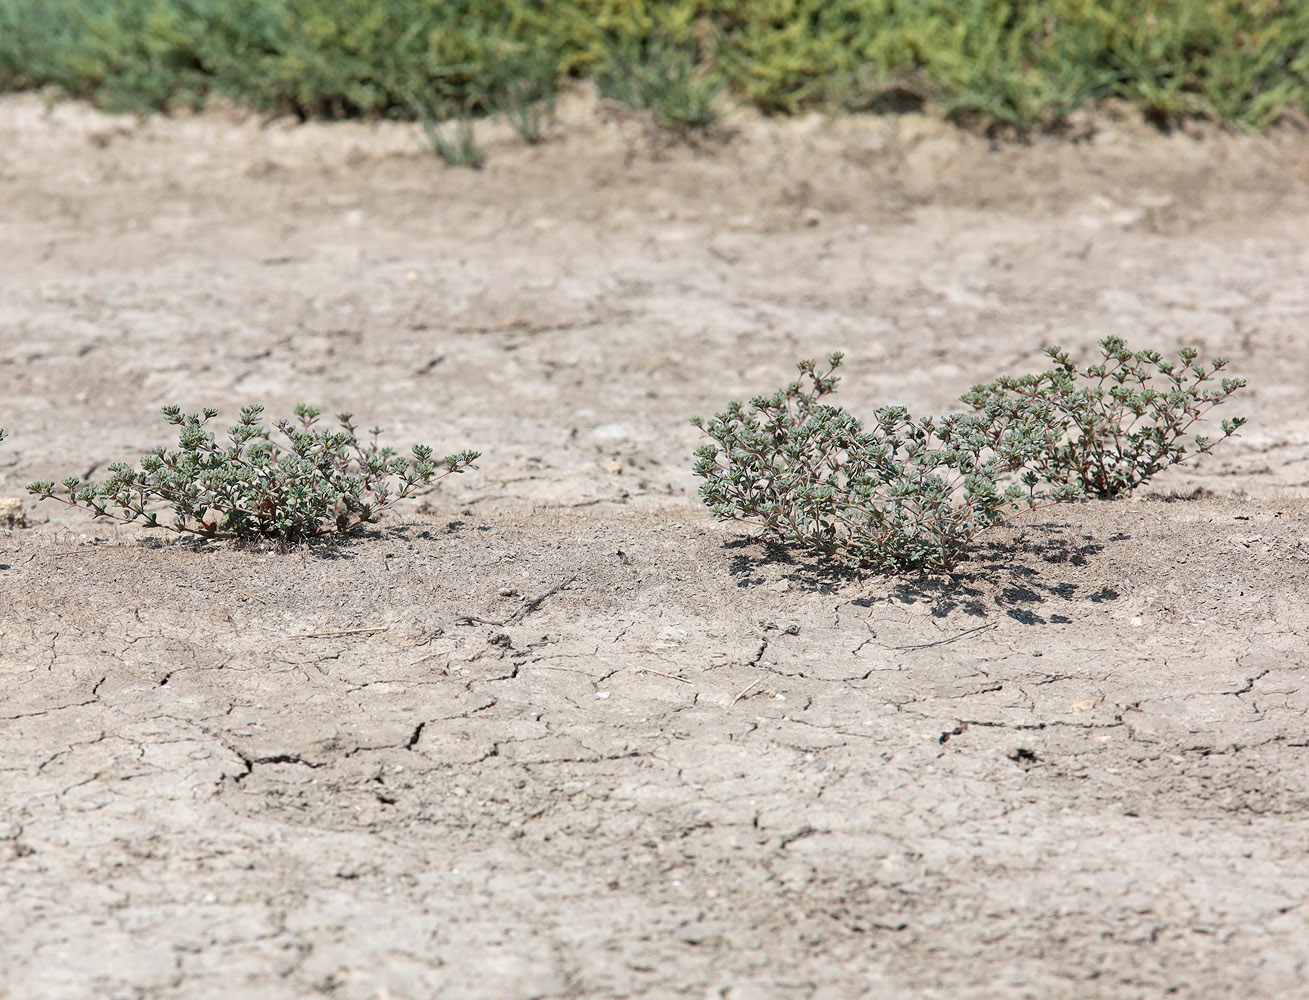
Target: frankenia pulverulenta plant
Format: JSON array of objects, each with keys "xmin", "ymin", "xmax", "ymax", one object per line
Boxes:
[
  {"xmin": 691, "ymin": 353, "xmax": 1082, "ymax": 574},
  {"xmin": 961, "ymin": 336, "xmax": 1247, "ymax": 498},
  {"xmin": 28, "ymin": 405, "xmax": 479, "ymax": 541}
]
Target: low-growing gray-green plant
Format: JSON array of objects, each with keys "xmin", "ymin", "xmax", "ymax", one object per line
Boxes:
[
  {"xmin": 28, "ymin": 404, "xmax": 478, "ymax": 541},
  {"xmin": 692, "ymin": 353, "xmax": 1081, "ymax": 574},
  {"xmin": 962, "ymin": 336, "xmax": 1246, "ymax": 499}
]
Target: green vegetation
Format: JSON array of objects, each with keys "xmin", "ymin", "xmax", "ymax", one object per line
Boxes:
[
  {"xmin": 411, "ymin": 98, "xmax": 485, "ymax": 167},
  {"xmin": 691, "ymin": 353, "xmax": 1082, "ymax": 574},
  {"xmin": 28, "ymin": 404, "xmax": 478, "ymax": 541},
  {"xmin": 593, "ymin": 24, "xmax": 725, "ymax": 131},
  {"xmin": 962, "ymin": 336, "xmax": 1247, "ymax": 499},
  {"xmin": 1, "ymin": 0, "xmax": 1306, "ymax": 133},
  {"xmin": 693, "ymin": 339, "xmax": 1246, "ymax": 573}
]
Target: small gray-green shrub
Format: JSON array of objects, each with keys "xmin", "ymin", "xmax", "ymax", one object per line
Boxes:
[
  {"xmin": 28, "ymin": 404, "xmax": 478, "ymax": 541},
  {"xmin": 962, "ymin": 336, "xmax": 1246, "ymax": 499},
  {"xmin": 691, "ymin": 354, "xmax": 1080, "ymax": 574}
]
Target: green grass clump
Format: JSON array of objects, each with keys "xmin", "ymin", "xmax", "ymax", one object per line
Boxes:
[
  {"xmin": 591, "ymin": 22, "xmax": 724, "ymax": 131},
  {"xmin": 1, "ymin": 0, "xmax": 1307, "ymax": 133}
]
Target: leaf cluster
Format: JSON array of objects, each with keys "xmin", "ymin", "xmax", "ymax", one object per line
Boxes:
[
  {"xmin": 692, "ymin": 353, "xmax": 1079, "ymax": 574},
  {"xmin": 962, "ymin": 336, "xmax": 1246, "ymax": 498},
  {"xmin": 28, "ymin": 404, "xmax": 478, "ymax": 541}
]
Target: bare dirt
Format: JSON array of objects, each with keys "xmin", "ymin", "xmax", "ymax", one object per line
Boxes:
[{"xmin": 2, "ymin": 91, "xmax": 1308, "ymax": 1000}]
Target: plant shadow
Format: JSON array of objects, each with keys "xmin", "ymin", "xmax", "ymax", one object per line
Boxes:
[
  {"xmin": 726, "ymin": 536, "xmax": 856, "ymax": 593},
  {"xmin": 126, "ymin": 513, "xmax": 499, "ymax": 559},
  {"xmin": 134, "ymin": 526, "xmax": 402, "ymax": 560},
  {"xmin": 885, "ymin": 524, "xmax": 1128, "ymax": 624},
  {"xmin": 726, "ymin": 522, "xmax": 1130, "ymax": 625}
]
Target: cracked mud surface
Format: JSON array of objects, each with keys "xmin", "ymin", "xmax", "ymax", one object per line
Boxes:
[{"xmin": 2, "ymin": 93, "xmax": 1309, "ymax": 998}]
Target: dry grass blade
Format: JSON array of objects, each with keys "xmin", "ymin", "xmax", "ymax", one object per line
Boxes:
[
  {"xmin": 288, "ymin": 626, "xmax": 390, "ymax": 639},
  {"xmin": 889, "ymin": 622, "xmax": 996, "ymax": 650},
  {"xmin": 457, "ymin": 574, "xmax": 578, "ymax": 627},
  {"xmin": 636, "ymin": 666, "xmax": 691, "ymax": 683},
  {"xmin": 732, "ymin": 677, "xmax": 762, "ymax": 704}
]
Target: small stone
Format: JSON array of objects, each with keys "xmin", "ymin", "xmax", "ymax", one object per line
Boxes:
[{"xmin": 0, "ymin": 498, "xmax": 26, "ymax": 528}]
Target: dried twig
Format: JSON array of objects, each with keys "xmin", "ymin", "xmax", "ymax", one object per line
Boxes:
[
  {"xmin": 732, "ymin": 677, "xmax": 762, "ymax": 704},
  {"xmin": 636, "ymin": 666, "xmax": 691, "ymax": 684},
  {"xmin": 889, "ymin": 622, "xmax": 995, "ymax": 650},
  {"xmin": 288, "ymin": 626, "xmax": 390, "ymax": 639},
  {"xmin": 457, "ymin": 575, "xmax": 578, "ymax": 627}
]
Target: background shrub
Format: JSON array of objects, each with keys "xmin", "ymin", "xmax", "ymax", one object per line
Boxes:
[{"xmin": 1, "ymin": 0, "xmax": 1307, "ymax": 132}]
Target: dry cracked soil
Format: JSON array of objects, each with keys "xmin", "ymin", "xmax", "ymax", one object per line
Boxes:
[{"xmin": 2, "ymin": 91, "xmax": 1308, "ymax": 1000}]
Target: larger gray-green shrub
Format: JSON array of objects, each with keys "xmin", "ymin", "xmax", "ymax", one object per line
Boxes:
[{"xmin": 692, "ymin": 353, "xmax": 1080, "ymax": 574}]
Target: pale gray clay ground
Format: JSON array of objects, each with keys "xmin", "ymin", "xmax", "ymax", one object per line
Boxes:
[{"xmin": 1, "ymin": 92, "xmax": 1308, "ymax": 999}]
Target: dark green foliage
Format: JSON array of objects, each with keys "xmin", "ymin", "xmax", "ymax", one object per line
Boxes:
[
  {"xmin": 962, "ymin": 336, "xmax": 1247, "ymax": 499},
  {"xmin": 481, "ymin": 39, "xmax": 560, "ymax": 142},
  {"xmin": 0, "ymin": 0, "xmax": 568, "ymax": 120},
  {"xmin": 692, "ymin": 354, "xmax": 1080, "ymax": 574},
  {"xmin": 2, "ymin": 0, "xmax": 1307, "ymax": 132},
  {"xmin": 28, "ymin": 405, "xmax": 479, "ymax": 541},
  {"xmin": 594, "ymin": 26, "xmax": 724, "ymax": 131},
  {"xmin": 410, "ymin": 97, "xmax": 484, "ymax": 167}
]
